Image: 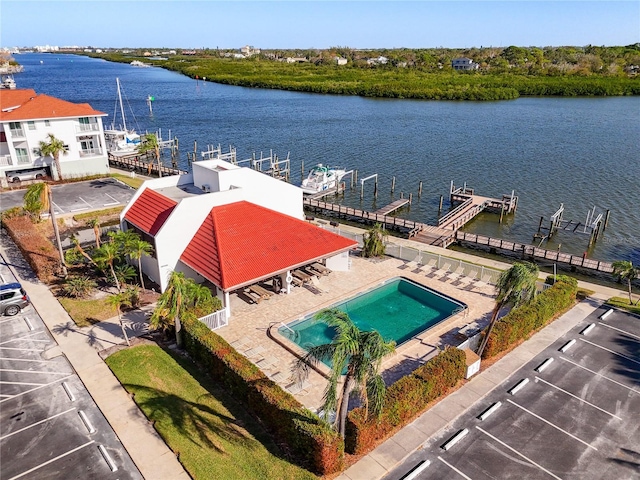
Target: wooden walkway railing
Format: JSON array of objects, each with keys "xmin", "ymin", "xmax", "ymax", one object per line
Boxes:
[
  {"xmin": 108, "ymin": 152, "xmax": 186, "ymax": 177},
  {"xmin": 456, "ymin": 231, "xmax": 614, "ymax": 273}
]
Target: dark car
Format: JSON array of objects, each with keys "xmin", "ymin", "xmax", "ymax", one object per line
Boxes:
[{"xmin": 0, "ymin": 282, "xmax": 30, "ymax": 315}]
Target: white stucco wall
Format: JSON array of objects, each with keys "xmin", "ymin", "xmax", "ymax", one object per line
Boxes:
[{"xmin": 325, "ymin": 251, "xmax": 351, "ymax": 271}]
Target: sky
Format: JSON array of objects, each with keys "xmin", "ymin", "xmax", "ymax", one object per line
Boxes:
[{"xmin": 2, "ymin": 1, "xmax": 639, "ymax": 49}]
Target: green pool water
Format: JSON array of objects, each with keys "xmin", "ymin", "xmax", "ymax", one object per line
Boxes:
[{"xmin": 279, "ymin": 277, "xmax": 466, "ymax": 351}]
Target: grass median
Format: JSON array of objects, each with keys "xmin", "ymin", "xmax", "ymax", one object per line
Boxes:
[{"xmin": 105, "ymin": 344, "xmax": 317, "ymax": 480}]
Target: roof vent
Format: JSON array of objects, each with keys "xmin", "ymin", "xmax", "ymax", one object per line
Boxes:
[{"xmin": 202, "ymin": 184, "xmax": 211, "ymax": 193}]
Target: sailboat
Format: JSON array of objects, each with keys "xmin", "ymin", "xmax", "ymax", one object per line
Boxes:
[{"xmin": 103, "ymin": 78, "xmax": 141, "ymax": 155}]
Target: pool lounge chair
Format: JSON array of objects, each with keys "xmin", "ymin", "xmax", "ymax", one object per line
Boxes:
[{"xmin": 286, "ymin": 379, "xmax": 312, "ymax": 395}]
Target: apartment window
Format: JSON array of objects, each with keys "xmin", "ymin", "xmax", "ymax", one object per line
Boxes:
[
  {"xmin": 27, "ymin": 121, "xmax": 36, "ymax": 130},
  {"xmin": 15, "ymin": 148, "xmax": 29, "ymax": 164},
  {"xmin": 9, "ymin": 122, "xmax": 24, "ymax": 136},
  {"xmin": 79, "ymin": 117, "xmax": 90, "ymax": 125},
  {"xmin": 44, "ymin": 120, "xmax": 50, "ymax": 126}
]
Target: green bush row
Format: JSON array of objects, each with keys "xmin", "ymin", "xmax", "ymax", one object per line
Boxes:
[
  {"xmin": 180, "ymin": 314, "xmax": 344, "ymax": 475},
  {"xmin": 483, "ymin": 279, "xmax": 577, "ymax": 358},
  {"xmin": 345, "ymin": 347, "xmax": 466, "ymax": 455}
]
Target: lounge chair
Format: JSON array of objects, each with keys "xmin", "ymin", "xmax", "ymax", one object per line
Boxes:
[
  {"xmin": 286, "ymin": 379, "xmax": 312, "ymax": 395},
  {"xmin": 249, "ymin": 284, "xmax": 272, "ymax": 300},
  {"xmin": 292, "ymin": 269, "xmax": 312, "ymax": 284},
  {"xmin": 230, "ymin": 336, "xmax": 251, "ymax": 350},
  {"xmin": 244, "ymin": 345, "xmax": 265, "ymax": 359},
  {"xmin": 311, "ymin": 262, "xmax": 331, "ymax": 276}
]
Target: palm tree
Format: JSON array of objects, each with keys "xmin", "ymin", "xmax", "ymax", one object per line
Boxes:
[
  {"xmin": 126, "ymin": 237, "xmax": 153, "ymax": 290},
  {"xmin": 292, "ymin": 308, "xmax": 396, "ymax": 438},
  {"xmin": 69, "ymin": 233, "xmax": 98, "ymax": 267},
  {"xmin": 150, "ymin": 271, "xmax": 190, "ymax": 346},
  {"xmin": 477, "ymin": 261, "xmax": 540, "ymax": 358},
  {"xmin": 93, "ymin": 241, "xmax": 122, "ymax": 291},
  {"xmin": 137, "ymin": 133, "xmax": 161, "ymax": 177},
  {"xmin": 107, "ymin": 292, "xmax": 131, "ymax": 346},
  {"xmin": 86, "ymin": 218, "xmax": 101, "ymax": 248},
  {"xmin": 38, "ymin": 133, "xmax": 67, "ymax": 181},
  {"xmin": 23, "ymin": 183, "xmax": 67, "ymax": 277},
  {"xmin": 612, "ymin": 260, "xmax": 639, "ymax": 305},
  {"xmin": 362, "ymin": 223, "xmax": 387, "ymax": 258}
]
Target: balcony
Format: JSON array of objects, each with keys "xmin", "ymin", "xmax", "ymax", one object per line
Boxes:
[
  {"xmin": 0, "ymin": 155, "xmax": 13, "ymax": 166},
  {"xmin": 9, "ymin": 128, "xmax": 25, "ymax": 138},
  {"xmin": 79, "ymin": 147, "xmax": 104, "ymax": 157},
  {"xmin": 76, "ymin": 123, "xmax": 100, "ymax": 133}
]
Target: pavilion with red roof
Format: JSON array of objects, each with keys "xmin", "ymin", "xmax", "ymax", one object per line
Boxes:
[{"xmin": 121, "ymin": 158, "xmax": 357, "ymax": 320}]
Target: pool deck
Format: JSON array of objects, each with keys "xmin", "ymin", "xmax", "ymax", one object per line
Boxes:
[{"xmin": 219, "ymin": 252, "xmax": 497, "ymax": 412}]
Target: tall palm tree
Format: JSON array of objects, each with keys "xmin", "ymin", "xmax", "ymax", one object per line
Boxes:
[
  {"xmin": 137, "ymin": 133, "xmax": 161, "ymax": 177},
  {"xmin": 150, "ymin": 271, "xmax": 190, "ymax": 346},
  {"xmin": 292, "ymin": 309, "xmax": 396, "ymax": 438},
  {"xmin": 23, "ymin": 183, "xmax": 67, "ymax": 277},
  {"xmin": 86, "ymin": 218, "xmax": 101, "ymax": 248},
  {"xmin": 38, "ymin": 133, "xmax": 67, "ymax": 181},
  {"xmin": 107, "ymin": 292, "xmax": 131, "ymax": 346},
  {"xmin": 477, "ymin": 261, "xmax": 540, "ymax": 358},
  {"xmin": 126, "ymin": 237, "xmax": 153, "ymax": 290},
  {"xmin": 612, "ymin": 260, "xmax": 639, "ymax": 305}
]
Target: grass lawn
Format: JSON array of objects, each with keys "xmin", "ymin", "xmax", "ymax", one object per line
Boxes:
[
  {"xmin": 606, "ymin": 296, "xmax": 640, "ymax": 315},
  {"xmin": 58, "ymin": 296, "xmax": 115, "ymax": 327},
  {"xmin": 106, "ymin": 344, "xmax": 317, "ymax": 480},
  {"xmin": 110, "ymin": 173, "xmax": 145, "ymax": 189}
]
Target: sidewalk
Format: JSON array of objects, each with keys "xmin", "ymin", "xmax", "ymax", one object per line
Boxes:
[
  {"xmin": 0, "ymin": 238, "xmax": 189, "ymax": 480},
  {"xmin": 336, "ymin": 294, "xmax": 609, "ymax": 480}
]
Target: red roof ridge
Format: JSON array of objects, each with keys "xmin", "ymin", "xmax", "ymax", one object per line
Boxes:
[{"xmin": 124, "ymin": 188, "xmax": 178, "ymax": 236}]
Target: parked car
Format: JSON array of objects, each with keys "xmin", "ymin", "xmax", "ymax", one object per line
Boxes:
[
  {"xmin": 0, "ymin": 282, "xmax": 30, "ymax": 315},
  {"xmin": 5, "ymin": 168, "xmax": 47, "ymax": 183}
]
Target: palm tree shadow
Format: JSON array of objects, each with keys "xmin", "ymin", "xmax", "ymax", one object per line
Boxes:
[{"xmin": 608, "ymin": 447, "xmax": 640, "ymax": 470}]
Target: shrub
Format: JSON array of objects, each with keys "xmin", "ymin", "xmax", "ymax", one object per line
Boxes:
[
  {"xmin": 62, "ymin": 276, "xmax": 97, "ymax": 298},
  {"xmin": 345, "ymin": 347, "xmax": 465, "ymax": 455},
  {"xmin": 2, "ymin": 215, "xmax": 59, "ymax": 282},
  {"xmin": 483, "ymin": 280, "xmax": 577, "ymax": 358},
  {"xmin": 179, "ymin": 313, "xmax": 343, "ymax": 475}
]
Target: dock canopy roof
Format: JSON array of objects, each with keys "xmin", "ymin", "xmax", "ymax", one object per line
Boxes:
[
  {"xmin": 124, "ymin": 188, "xmax": 177, "ymax": 236},
  {"xmin": 180, "ymin": 200, "xmax": 357, "ymax": 291}
]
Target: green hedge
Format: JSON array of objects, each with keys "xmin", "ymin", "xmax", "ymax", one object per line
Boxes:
[
  {"xmin": 180, "ymin": 314, "xmax": 343, "ymax": 475},
  {"xmin": 483, "ymin": 279, "xmax": 577, "ymax": 358},
  {"xmin": 345, "ymin": 347, "xmax": 465, "ymax": 455}
]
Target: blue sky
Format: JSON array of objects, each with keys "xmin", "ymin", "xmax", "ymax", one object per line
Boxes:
[{"xmin": 2, "ymin": 1, "xmax": 638, "ymax": 49}]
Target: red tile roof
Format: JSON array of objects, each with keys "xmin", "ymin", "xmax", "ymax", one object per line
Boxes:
[
  {"xmin": 0, "ymin": 89, "xmax": 105, "ymax": 121},
  {"xmin": 124, "ymin": 189, "xmax": 177, "ymax": 236},
  {"xmin": 180, "ymin": 201, "xmax": 357, "ymax": 290}
]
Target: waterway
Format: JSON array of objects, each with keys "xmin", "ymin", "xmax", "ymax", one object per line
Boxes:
[{"xmin": 13, "ymin": 53, "xmax": 640, "ymax": 263}]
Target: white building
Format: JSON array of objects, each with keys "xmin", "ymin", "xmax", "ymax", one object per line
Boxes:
[
  {"xmin": 120, "ymin": 159, "xmax": 357, "ymax": 319},
  {"xmin": 452, "ymin": 57, "xmax": 480, "ymax": 70},
  {"xmin": 0, "ymin": 89, "xmax": 109, "ymax": 185}
]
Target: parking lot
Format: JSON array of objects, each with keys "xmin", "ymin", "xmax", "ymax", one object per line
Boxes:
[
  {"xmin": 386, "ymin": 306, "xmax": 640, "ymax": 480},
  {"xmin": 0, "ymin": 178, "xmax": 136, "ymax": 214},
  {"xmin": 0, "ymin": 262, "xmax": 141, "ymax": 479}
]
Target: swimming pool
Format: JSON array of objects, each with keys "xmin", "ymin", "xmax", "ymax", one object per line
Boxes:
[{"xmin": 278, "ymin": 277, "xmax": 466, "ymax": 351}]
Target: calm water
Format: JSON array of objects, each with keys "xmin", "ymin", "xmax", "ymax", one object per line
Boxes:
[
  {"xmin": 280, "ymin": 278, "xmax": 463, "ymax": 348},
  {"xmin": 14, "ymin": 53, "xmax": 640, "ymax": 263}
]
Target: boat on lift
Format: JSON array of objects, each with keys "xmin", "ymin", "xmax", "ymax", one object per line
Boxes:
[
  {"xmin": 103, "ymin": 78, "xmax": 141, "ymax": 154},
  {"xmin": 300, "ymin": 164, "xmax": 348, "ymax": 194}
]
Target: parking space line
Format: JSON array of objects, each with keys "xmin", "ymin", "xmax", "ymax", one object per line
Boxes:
[
  {"xmin": 598, "ymin": 322, "xmax": 640, "ymax": 341},
  {"xmin": 78, "ymin": 197, "xmax": 92, "ymax": 208},
  {"xmin": 579, "ymin": 338, "xmax": 640, "ymax": 366},
  {"xmin": 559, "ymin": 356, "xmax": 639, "ymax": 394},
  {"xmin": 51, "ymin": 201, "xmax": 64, "ymax": 214},
  {"xmin": 0, "ymin": 407, "xmax": 76, "ymax": 440},
  {"xmin": 1, "ymin": 381, "xmax": 46, "ymax": 386},
  {"xmin": 0, "ymin": 369, "xmax": 71, "ymax": 375},
  {"xmin": 534, "ymin": 376, "xmax": 622, "ymax": 419},
  {"xmin": 506, "ymin": 399, "xmax": 597, "ymax": 451},
  {"xmin": 7, "ymin": 440, "xmax": 95, "ymax": 480},
  {"xmin": 0, "ymin": 318, "xmax": 19, "ymax": 325},
  {"xmin": 0, "ymin": 375, "xmax": 73, "ymax": 403},
  {"xmin": 104, "ymin": 193, "xmax": 120, "ymax": 205},
  {"xmin": 0, "ymin": 332, "xmax": 49, "ymax": 345},
  {"xmin": 475, "ymin": 427, "xmax": 563, "ymax": 480},
  {"xmin": 0, "ymin": 346, "xmax": 44, "ymax": 352},
  {"xmin": 0, "ymin": 357, "xmax": 52, "ymax": 363},
  {"xmin": 437, "ymin": 456, "xmax": 473, "ymax": 479}
]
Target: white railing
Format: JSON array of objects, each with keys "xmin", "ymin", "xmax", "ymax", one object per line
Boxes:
[
  {"xmin": 198, "ymin": 309, "xmax": 228, "ymax": 330},
  {"xmin": 76, "ymin": 123, "xmax": 100, "ymax": 133},
  {"xmin": 79, "ymin": 148, "xmax": 104, "ymax": 157},
  {"xmin": 9, "ymin": 128, "xmax": 25, "ymax": 138},
  {"xmin": 0, "ymin": 155, "xmax": 12, "ymax": 166}
]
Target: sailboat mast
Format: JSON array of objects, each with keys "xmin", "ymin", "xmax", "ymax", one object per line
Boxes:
[{"xmin": 116, "ymin": 78, "xmax": 127, "ymax": 132}]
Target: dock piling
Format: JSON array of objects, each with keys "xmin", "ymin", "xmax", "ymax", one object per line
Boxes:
[
  {"xmin": 418, "ymin": 181, "xmax": 423, "ymax": 197},
  {"xmin": 391, "ymin": 176, "xmax": 396, "ymax": 194}
]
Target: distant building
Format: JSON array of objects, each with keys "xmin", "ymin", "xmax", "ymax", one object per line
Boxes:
[
  {"xmin": 240, "ymin": 45, "xmax": 260, "ymax": 56},
  {"xmin": 334, "ymin": 57, "xmax": 348, "ymax": 66},
  {"xmin": 367, "ymin": 56, "xmax": 388, "ymax": 66},
  {"xmin": 285, "ymin": 57, "xmax": 308, "ymax": 63},
  {"xmin": 0, "ymin": 89, "xmax": 109, "ymax": 185},
  {"xmin": 452, "ymin": 57, "xmax": 479, "ymax": 70}
]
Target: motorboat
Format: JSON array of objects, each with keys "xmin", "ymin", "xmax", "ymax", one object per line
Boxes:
[{"xmin": 300, "ymin": 164, "xmax": 347, "ymax": 195}]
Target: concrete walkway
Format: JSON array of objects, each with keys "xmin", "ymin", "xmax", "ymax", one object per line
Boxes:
[
  {"xmin": 336, "ymin": 293, "xmax": 611, "ymax": 480},
  {"xmin": 0, "ymin": 237, "xmax": 189, "ymax": 480}
]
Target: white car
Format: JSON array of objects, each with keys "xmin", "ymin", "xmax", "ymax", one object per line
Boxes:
[{"xmin": 5, "ymin": 169, "xmax": 47, "ymax": 183}]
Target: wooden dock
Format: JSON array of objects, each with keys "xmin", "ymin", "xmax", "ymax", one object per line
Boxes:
[
  {"xmin": 374, "ymin": 198, "xmax": 410, "ymax": 216},
  {"xmin": 456, "ymin": 231, "xmax": 614, "ymax": 274},
  {"xmin": 108, "ymin": 152, "xmax": 187, "ymax": 177}
]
